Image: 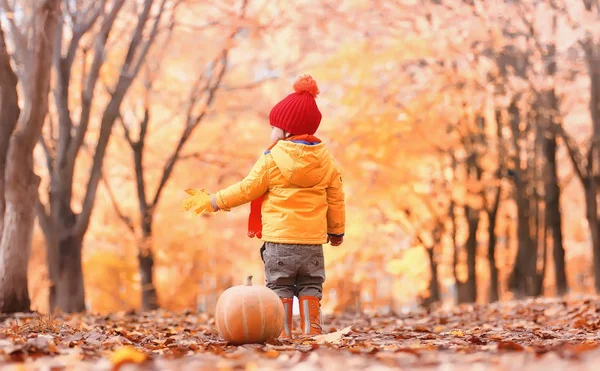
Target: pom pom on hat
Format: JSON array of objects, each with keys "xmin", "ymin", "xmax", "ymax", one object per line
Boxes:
[{"xmin": 293, "ymin": 75, "xmax": 320, "ymax": 97}]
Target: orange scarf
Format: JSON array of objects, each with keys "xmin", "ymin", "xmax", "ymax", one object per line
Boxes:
[{"xmin": 247, "ymin": 134, "xmax": 322, "ymax": 238}]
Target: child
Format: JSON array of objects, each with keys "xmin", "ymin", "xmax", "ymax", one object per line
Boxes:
[{"xmin": 183, "ymin": 75, "xmax": 346, "ymax": 338}]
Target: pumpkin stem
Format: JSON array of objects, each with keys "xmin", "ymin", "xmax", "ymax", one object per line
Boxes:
[{"xmin": 245, "ymin": 275, "xmax": 253, "ymax": 286}]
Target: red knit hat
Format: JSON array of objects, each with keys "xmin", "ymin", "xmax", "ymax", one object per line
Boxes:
[{"xmin": 269, "ymin": 75, "xmax": 322, "ymax": 135}]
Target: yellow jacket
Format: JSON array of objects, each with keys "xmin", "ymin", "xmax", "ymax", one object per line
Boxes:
[{"xmin": 215, "ymin": 140, "xmax": 345, "ymax": 244}]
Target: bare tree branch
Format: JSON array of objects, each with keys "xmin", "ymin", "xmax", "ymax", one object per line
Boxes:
[
  {"xmin": 39, "ymin": 135, "xmax": 54, "ymax": 175},
  {"xmin": 72, "ymin": 0, "xmax": 106, "ymax": 38},
  {"xmin": 17, "ymin": 0, "xmax": 60, "ymax": 142},
  {"xmin": 120, "ymin": 0, "xmax": 161, "ymax": 77},
  {"xmin": 77, "ymin": 133, "xmax": 135, "ymax": 235},
  {"xmin": 128, "ymin": 0, "xmax": 170, "ymax": 79},
  {"xmin": 74, "ymin": 0, "xmax": 169, "ymax": 239},
  {"xmin": 138, "ymin": 0, "xmax": 180, "ymax": 87},
  {"xmin": 53, "ymin": 13, "xmax": 73, "ymax": 180},
  {"xmin": 131, "ymin": 107, "xmax": 150, "ymax": 219},
  {"xmin": 148, "ymin": 0, "xmax": 249, "ymax": 209},
  {"xmin": 52, "ymin": 1, "xmax": 107, "ymax": 138},
  {"xmin": 62, "ymin": 0, "xmax": 107, "ymax": 74},
  {"xmin": 0, "ymin": 0, "xmax": 28, "ymax": 67},
  {"xmin": 118, "ymin": 114, "xmax": 135, "ymax": 148},
  {"xmin": 150, "ymin": 51, "xmax": 229, "ymax": 208},
  {"xmin": 101, "ymin": 170, "xmax": 135, "ymax": 234},
  {"xmin": 63, "ymin": 0, "xmax": 126, "ymax": 177},
  {"xmin": 50, "ymin": 0, "xmax": 124, "ymax": 225},
  {"xmin": 555, "ymin": 123, "xmax": 587, "ymax": 182},
  {"xmin": 516, "ymin": 2, "xmax": 546, "ymax": 56}
]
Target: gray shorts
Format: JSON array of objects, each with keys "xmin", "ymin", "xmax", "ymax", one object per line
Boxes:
[{"xmin": 260, "ymin": 242, "xmax": 326, "ymax": 299}]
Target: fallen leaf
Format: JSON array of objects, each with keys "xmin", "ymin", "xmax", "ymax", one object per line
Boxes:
[
  {"xmin": 573, "ymin": 318, "xmax": 589, "ymax": 329},
  {"xmin": 413, "ymin": 326, "xmax": 430, "ymax": 332},
  {"xmin": 497, "ymin": 341, "xmax": 524, "ymax": 351},
  {"xmin": 296, "ymin": 344, "xmax": 320, "ymax": 352},
  {"xmin": 468, "ymin": 335, "xmax": 487, "ymax": 345},
  {"xmin": 109, "ymin": 346, "xmax": 148, "ymax": 370},
  {"xmin": 313, "ymin": 326, "xmax": 353, "ymax": 344},
  {"xmin": 2, "ymin": 298, "xmax": 600, "ymax": 369},
  {"xmin": 448, "ymin": 329, "xmax": 465, "ymax": 337}
]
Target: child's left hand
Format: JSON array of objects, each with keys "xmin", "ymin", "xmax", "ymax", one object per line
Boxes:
[
  {"xmin": 327, "ymin": 234, "xmax": 344, "ymax": 246},
  {"xmin": 182, "ymin": 188, "xmax": 217, "ymax": 214}
]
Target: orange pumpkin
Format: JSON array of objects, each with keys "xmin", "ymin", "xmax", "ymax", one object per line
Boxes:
[{"xmin": 214, "ymin": 275, "xmax": 284, "ymax": 344}]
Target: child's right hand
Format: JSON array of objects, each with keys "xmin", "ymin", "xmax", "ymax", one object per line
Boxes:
[{"xmin": 327, "ymin": 234, "xmax": 344, "ymax": 246}]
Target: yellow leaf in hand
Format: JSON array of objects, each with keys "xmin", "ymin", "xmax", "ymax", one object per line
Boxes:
[
  {"xmin": 181, "ymin": 188, "xmax": 214, "ymax": 214},
  {"xmin": 181, "ymin": 198, "xmax": 195, "ymax": 211}
]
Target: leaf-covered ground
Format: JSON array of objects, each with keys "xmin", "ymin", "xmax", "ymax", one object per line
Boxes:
[{"xmin": 2, "ymin": 297, "xmax": 600, "ymax": 370}]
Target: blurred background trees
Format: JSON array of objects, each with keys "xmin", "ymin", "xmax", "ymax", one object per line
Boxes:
[{"xmin": 1, "ymin": 0, "xmax": 600, "ymax": 315}]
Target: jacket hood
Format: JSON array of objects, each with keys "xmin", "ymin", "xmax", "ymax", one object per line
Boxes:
[{"xmin": 269, "ymin": 140, "xmax": 330, "ymax": 187}]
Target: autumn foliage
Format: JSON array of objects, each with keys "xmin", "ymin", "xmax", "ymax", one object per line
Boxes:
[
  {"xmin": 0, "ymin": 0, "xmax": 600, "ymax": 368},
  {"xmin": 1, "ymin": 0, "xmax": 600, "ymax": 369},
  {"xmin": 0, "ymin": 0, "xmax": 590, "ymax": 316}
]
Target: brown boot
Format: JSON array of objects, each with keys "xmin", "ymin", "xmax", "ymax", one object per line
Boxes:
[
  {"xmin": 280, "ymin": 297, "xmax": 293, "ymax": 339},
  {"xmin": 299, "ymin": 296, "xmax": 322, "ymax": 335}
]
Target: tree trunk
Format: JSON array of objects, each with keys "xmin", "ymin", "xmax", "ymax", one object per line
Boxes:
[
  {"xmin": 465, "ymin": 209, "xmax": 479, "ymax": 303},
  {"xmin": 0, "ymin": 25, "xmax": 19, "ymax": 239},
  {"xmin": 487, "ymin": 109, "xmax": 503, "ymax": 303},
  {"xmin": 0, "ymin": 24, "xmax": 23, "ymax": 312},
  {"xmin": 531, "ymin": 116, "xmax": 546, "ymax": 297},
  {"xmin": 544, "ymin": 130, "xmax": 567, "ymax": 295},
  {"xmin": 464, "ymin": 150, "xmax": 482, "ymax": 303},
  {"xmin": 0, "ymin": 25, "xmax": 21, "ymax": 237},
  {"xmin": 583, "ymin": 40, "xmax": 600, "ymax": 292},
  {"xmin": 507, "ymin": 99, "xmax": 537, "ymax": 297},
  {"xmin": 132, "ymin": 130, "xmax": 159, "ymax": 311},
  {"xmin": 0, "ymin": 1, "xmax": 59, "ymax": 313},
  {"xmin": 536, "ymin": 220, "xmax": 549, "ymax": 296},
  {"xmin": 487, "ymin": 215, "xmax": 499, "ymax": 303},
  {"xmin": 448, "ymin": 156, "xmax": 470, "ymax": 304},
  {"xmin": 515, "ymin": 172, "xmax": 537, "ymax": 297},
  {"xmin": 540, "ymin": 24, "xmax": 568, "ymax": 296},
  {"xmin": 139, "ymin": 251, "xmax": 158, "ymax": 311},
  {"xmin": 44, "ymin": 201, "xmax": 85, "ymax": 313},
  {"xmin": 425, "ymin": 245, "xmax": 440, "ymax": 303},
  {"xmin": 0, "ymin": 136, "xmax": 37, "ymax": 313},
  {"xmin": 39, "ymin": 0, "xmax": 167, "ymax": 313},
  {"xmin": 45, "ymin": 232, "xmax": 59, "ymax": 313},
  {"xmin": 138, "ymin": 216, "xmax": 158, "ymax": 311},
  {"xmin": 487, "ymin": 187, "xmax": 501, "ymax": 303},
  {"xmin": 420, "ymin": 223, "xmax": 443, "ymax": 307},
  {"xmin": 450, "ymin": 187, "xmax": 469, "ymax": 303},
  {"xmin": 583, "ymin": 41, "xmax": 600, "ymax": 141},
  {"xmin": 53, "ymin": 235, "xmax": 86, "ymax": 313},
  {"xmin": 583, "ymin": 179, "xmax": 600, "ymax": 291}
]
